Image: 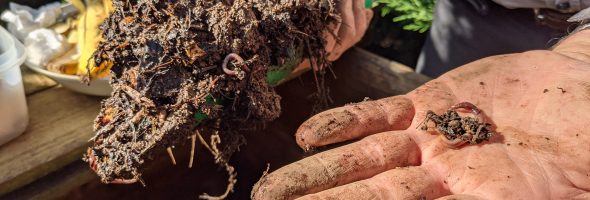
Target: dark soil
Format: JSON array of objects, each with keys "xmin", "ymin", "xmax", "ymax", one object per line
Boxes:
[
  {"xmin": 83, "ymin": 0, "xmax": 336, "ymax": 198},
  {"xmin": 421, "ymin": 109, "xmax": 492, "ymax": 145}
]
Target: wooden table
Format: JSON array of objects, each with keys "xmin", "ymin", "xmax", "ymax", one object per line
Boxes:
[
  {"xmin": 0, "ymin": 67, "xmax": 103, "ymax": 197},
  {"xmin": 0, "ymin": 48, "xmax": 430, "ymax": 199}
]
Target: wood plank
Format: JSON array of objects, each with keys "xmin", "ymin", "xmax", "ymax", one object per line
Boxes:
[
  {"xmin": 2, "ymin": 48, "xmax": 431, "ymax": 199},
  {"xmin": 330, "ymin": 47, "xmax": 430, "ymax": 101},
  {"xmin": 21, "ymin": 67, "xmax": 57, "ymax": 95},
  {"xmin": 1, "ymin": 161, "xmax": 95, "ymax": 200},
  {"xmin": 0, "ymin": 86, "xmax": 103, "ymax": 195}
]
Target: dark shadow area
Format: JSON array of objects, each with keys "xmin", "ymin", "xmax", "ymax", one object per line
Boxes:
[{"xmin": 358, "ymin": 8, "xmax": 427, "ymax": 68}]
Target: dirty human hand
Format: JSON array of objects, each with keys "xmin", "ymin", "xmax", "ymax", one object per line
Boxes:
[
  {"xmin": 252, "ymin": 30, "xmax": 590, "ymax": 199},
  {"xmin": 324, "ymin": 0, "xmax": 373, "ymax": 61},
  {"xmin": 297, "ymin": 0, "xmax": 373, "ymax": 72},
  {"xmin": 268, "ymin": 0, "xmax": 372, "ymax": 85}
]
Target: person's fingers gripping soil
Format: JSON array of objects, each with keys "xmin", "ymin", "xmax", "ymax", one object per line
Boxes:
[
  {"xmin": 337, "ymin": 0, "xmax": 355, "ymax": 42},
  {"xmin": 324, "ymin": 19, "xmax": 341, "ymax": 57},
  {"xmin": 352, "ymin": 0, "xmax": 372, "ymax": 43},
  {"xmin": 327, "ymin": 0, "xmax": 373, "ymax": 61},
  {"xmin": 297, "ymin": 166, "xmax": 447, "ymax": 200},
  {"xmin": 326, "ymin": 0, "xmax": 360, "ymax": 61},
  {"xmin": 296, "ymin": 96, "xmax": 415, "ymax": 150},
  {"xmin": 362, "ymin": 8, "xmax": 374, "ymax": 38},
  {"xmin": 251, "ymin": 131, "xmax": 421, "ymax": 200}
]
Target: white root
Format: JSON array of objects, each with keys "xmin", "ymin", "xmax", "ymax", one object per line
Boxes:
[
  {"xmin": 189, "ymin": 134, "xmax": 196, "ymax": 168},
  {"xmin": 166, "ymin": 147, "xmax": 177, "ymax": 165}
]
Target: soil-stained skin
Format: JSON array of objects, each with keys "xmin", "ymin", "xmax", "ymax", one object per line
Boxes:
[{"xmin": 85, "ymin": 0, "xmax": 337, "ymax": 184}]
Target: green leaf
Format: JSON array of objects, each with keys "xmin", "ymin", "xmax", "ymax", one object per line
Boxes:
[
  {"xmin": 194, "ymin": 111, "xmax": 208, "ymax": 122},
  {"xmin": 365, "ymin": 0, "xmax": 373, "ymax": 8},
  {"xmin": 381, "ymin": 6, "xmax": 392, "ymax": 17},
  {"xmin": 266, "ymin": 45, "xmax": 303, "ymax": 86},
  {"xmin": 377, "ymin": 0, "xmax": 435, "ymax": 33}
]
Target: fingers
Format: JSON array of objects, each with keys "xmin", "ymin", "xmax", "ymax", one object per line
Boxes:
[
  {"xmin": 251, "ymin": 131, "xmax": 421, "ymax": 200},
  {"xmin": 364, "ymin": 9, "xmax": 374, "ymax": 32},
  {"xmin": 327, "ymin": 0, "xmax": 353, "ymax": 61},
  {"xmin": 297, "ymin": 166, "xmax": 447, "ymax": 200},
  {"xmin": 327, "ymin": 0, "xmax": 373, "ymax": 61},
  {"xmin": 338, "ymin": 0, "xmax": 355, "ymax": 43},
  {"xmin": 352, "ymin": 0, "xmax": 371, "ymax": 43},
  {"xmin": 296, "ymin": 96, "xmax": 414, "ymax": 150},
  {"xmin": 323, "ymin": 20, "xmax": 341, "ymax": 54},
  {"xmin": 436, "ymin": 194, "xmax": 488, "ymax": 200}
]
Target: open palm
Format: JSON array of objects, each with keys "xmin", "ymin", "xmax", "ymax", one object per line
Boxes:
[{"xmin": 252, "ymin": 41, "xmax": 590, "ymax": 199}]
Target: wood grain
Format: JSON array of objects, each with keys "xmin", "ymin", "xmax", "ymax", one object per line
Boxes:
[
  {"xmin": 0, "ymin": 87, "xmax": 102, "ymax": 195},
  {"xmin": 21, "ymin": 67, "xmax": 57, "ymax": 95}
]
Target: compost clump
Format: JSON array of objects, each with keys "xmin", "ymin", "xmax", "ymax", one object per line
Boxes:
[
  {"xmin": 83, "ymin": 0, "xmax": 337, "ymax": 198},
  {"xmin": 420, "ymin": 102, "xmax": 494, "ymax": 148}
]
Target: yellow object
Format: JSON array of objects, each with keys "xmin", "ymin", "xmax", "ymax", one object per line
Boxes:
[
  {"xmin": 63, "ymin": 62, "xmax": 79, "ymax": 75},
  {"xmin": 47, "ymin": 47, "xmax": 79, "ymax": 75},
  {"xmin": 69, "ymin": 0, "xmax": 113, "ymax": 79},
  {"xmin": 103, "ymin": 0, "xmax": 113, "ymax": 15}
]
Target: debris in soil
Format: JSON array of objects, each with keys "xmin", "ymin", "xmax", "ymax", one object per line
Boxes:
[
  {"xmin": 419, "ymin": 102, "xmax": 493, "ymax": 147},
  {"xmin": 557, "ymin": 87, "xmax": 566, "ymax": 93},
  {"xmin": 83, "ymin": 0, "xmax": 338, "ymax": 198}
]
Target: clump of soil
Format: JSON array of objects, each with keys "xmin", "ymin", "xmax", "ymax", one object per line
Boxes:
[
  {"xmin": 83, "ymin": 0, "xmax": 337, "ymax": 197},
  {"xmin": 421, "ymin": 109, "xmax": 493, "ymax": 145}
]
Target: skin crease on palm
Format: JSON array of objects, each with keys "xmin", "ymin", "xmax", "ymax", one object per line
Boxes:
[{"xmin": 250, "ymin": 22, "xmax": 590, "ymax": 200}]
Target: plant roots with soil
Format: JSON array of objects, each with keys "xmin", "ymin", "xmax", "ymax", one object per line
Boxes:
[{"xmin": 83, "ymin": 0, "xmax": 337, "ymax": 198}]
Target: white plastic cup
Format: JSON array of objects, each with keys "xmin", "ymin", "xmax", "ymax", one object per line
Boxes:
[{"xmin": 0, "ymin": 26, "xmax": 28, "ymax": 146}]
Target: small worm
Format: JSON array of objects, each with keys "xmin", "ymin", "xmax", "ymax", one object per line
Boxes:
[{"xmin": 222, "ymin": 53, "xmax": 249, "ymax": 76}]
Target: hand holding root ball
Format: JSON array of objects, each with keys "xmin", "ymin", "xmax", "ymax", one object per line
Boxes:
[
  {"xmin": 85, "ymin": 0, "xmax": 372, "ymax": 187},
  {"xmin": 296, "ymin": 0, "xmax": 373, "ymax": 72},
  {"xmin": 251, "ymin": 31, "xmax": 590, "ymax": 199}
]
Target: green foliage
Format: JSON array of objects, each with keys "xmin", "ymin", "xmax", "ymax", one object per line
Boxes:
[{"xmin": 375, "ymin": 0, "xmax": 435, "ymax": 33}]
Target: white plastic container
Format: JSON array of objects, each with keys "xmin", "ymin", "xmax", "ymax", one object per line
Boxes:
[{"xmin": 0, "ymin": 26, "xmax": 28, "ymax": 145}]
